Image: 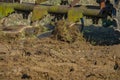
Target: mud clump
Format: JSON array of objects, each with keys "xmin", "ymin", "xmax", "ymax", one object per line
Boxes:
[
  {"xmin": 52, "ymin": 20, "xmax": 84, "ymax": 43},
  {"xmin": 1, "ymin": 13, "xmax": 30, "ymax": 26}
]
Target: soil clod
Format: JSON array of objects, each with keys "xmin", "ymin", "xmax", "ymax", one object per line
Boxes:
[
  {"xmin": 52, "ymin": 20, "xmax": 84, "ymax": 43},
  {"xmin": 21, "ymin": 74, "xmax": 31, "ymax": 79}
]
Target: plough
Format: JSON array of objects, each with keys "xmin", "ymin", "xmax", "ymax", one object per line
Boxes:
[{"xmin": 0, "ymin": 0, "xmax": 119, "ymax": 28}]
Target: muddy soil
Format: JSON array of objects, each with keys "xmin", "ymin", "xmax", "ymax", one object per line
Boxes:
[
  {"xmin": 0, "ymin": 35, "xmax": 120, "ymax": 80},
  {"xmin": 0, "ymin": 1, "xmax": 120, "ymax": 80}
]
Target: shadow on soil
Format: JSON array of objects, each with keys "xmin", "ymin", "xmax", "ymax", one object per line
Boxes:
[
  {"xmin": 37, "ymin": 24, "xmax": 120, "ymax": 46},
  {"xmin": 83, "ymin": 25, "xmax": 120, "ymax": 46}
]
